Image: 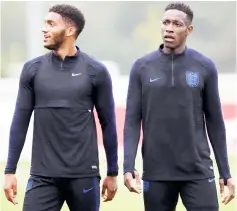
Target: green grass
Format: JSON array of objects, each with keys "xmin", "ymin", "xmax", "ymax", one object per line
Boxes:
[{"xmin": 0, "ymin": 156, "xmax": 236, "ymax": 211}]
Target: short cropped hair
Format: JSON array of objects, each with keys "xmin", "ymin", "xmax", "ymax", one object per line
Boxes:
[
  {"xmin": 165, "ymin": 2, "xmax": 193, "ymax": 24},
  {"xmin": 49, "ymin": 4, "xmax": 85, "ymax": 38}
]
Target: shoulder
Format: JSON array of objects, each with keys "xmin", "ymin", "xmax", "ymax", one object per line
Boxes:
[
  {"xmin": 130, "ymin": 50, "xmax": 158, "ymax": 75},
  {"xmin": 24, "ymin": 53, "xmax": 48, "ymax": 69},
  {"xmin": 80, "ymin": 52, "xmax": 108, "ymax": 76},
  {"xmin": 186, "ymin": 48, "xmax": 217, "ymax": 75},
  {"xmin": 134, "ymin": 50, "xmax": 159, "ymax": 67},
  {"xmin": 21, "ymin": 54, "xmax": 47, "ymax": 80}
]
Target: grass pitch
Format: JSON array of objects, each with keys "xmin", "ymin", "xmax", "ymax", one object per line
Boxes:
[{"xmin": 0, "ymin": 156, "xmax": 236, "ymax": 211}]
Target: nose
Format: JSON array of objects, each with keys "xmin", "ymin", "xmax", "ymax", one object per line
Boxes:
[
  {"xmin": 42, "ymin": 24, "xmax": 49, "ymax": 33},
  {"xmin": 165, "ymin": 23, "xmax": 174, "ymax": 33},
  {"xmin": 42, "ymin": 26, "xmax": 47, "ymax": 33}
]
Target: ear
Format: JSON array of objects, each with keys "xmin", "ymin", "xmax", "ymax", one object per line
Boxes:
[
  {"xmin": 66, "ymin": 26, "xmax": 77, "ymax": 37},
  {"xmin": 186, "ymin": 25, "xmax": 193, "ymax": 36}
]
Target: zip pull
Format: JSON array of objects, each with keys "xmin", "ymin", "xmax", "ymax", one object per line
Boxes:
[{"xmin": 60, "ymin": 62, "xmax": 63, "ymax": 70}]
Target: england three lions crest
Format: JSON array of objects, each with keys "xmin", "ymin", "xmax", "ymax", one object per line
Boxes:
[{"xmin": 186, "ymin": 71, "xmax": 199, "ymax": 87}]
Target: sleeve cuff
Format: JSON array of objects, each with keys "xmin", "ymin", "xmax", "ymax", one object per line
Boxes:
[
  {"xmin": 4, "ymin": 168, "xmax": 16, "ymax": 174},
  {"xmin": 107, "ymin": 170, "xmax": 118, "ymax": 176},
  {"xmin": 124, "ymin": 169, "xmax": 137, "ymax": 178}
]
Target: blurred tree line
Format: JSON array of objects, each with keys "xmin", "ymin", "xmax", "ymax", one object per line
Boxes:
[{"xmin": 1, "ymin": 1, "xmax": 236, "ymax": 77}]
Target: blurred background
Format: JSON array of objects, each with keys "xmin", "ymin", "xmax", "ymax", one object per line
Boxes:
[{"xmin": 0, "ymin": 1, "xmax": 236, "ymax": 211}]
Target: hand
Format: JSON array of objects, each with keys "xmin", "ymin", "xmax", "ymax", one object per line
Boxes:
[
  {"xmin": 124, "ymin": 170, "xmax": 142, "ymax": 194},
  {"xmin": 219, "ymin": 178, "xmax": 235, "ymax": 205},
  {"xmin": 101, "ymin": 176, "xmax": 118, "ymax": 202},
  {"xmin": 3, "ymin": 174, "xmax": 18, "ymax": 205}
]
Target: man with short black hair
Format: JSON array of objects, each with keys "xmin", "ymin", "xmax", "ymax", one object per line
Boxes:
[
  {"xmin": 4, "ymin": 4, "xmax": 118, "ymax": 211},
  {"xmin": 123, "ymin": 2, "xmax": 235, "ymax": 211}
]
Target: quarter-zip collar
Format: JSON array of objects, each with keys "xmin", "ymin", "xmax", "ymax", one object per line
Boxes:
[
  {"xmin": 158, "ymin": 44, "xmax": 187, "ymax": 59},
  {"xmin": 157, "ymin": 44, "xmax": 188, "ymax": 86},
  {"xmin": 50, "ymin": 46, "xmax": 80, "ymax": 70},
  {"xmin": 51, "ymin": 46, "xmax": 80, "ymax": 61}
]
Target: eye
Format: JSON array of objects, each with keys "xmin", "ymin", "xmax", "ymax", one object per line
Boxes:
[
  {"xmin": 162, "ymin": 20, "xmax": 169, "ymax": 25},
  {"xmin": 45, "ymin": 20, "xmax": 55, "ymax": 27},
  {"xmin": 174, "ymin": 22, "xmax": 182, "ymax": 27},
  {"xmin": 49, "ymin": 22, "xmax": 54, "ymax": 27}
]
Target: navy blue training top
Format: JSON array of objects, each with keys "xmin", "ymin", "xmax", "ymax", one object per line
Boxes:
[
  {"xmin": 5, "ymin": 47, "xmax": 118, "ymax": 178},
  {"xmin": 124, "ymin": 44, "xmax": 231, "ymax": 181}
]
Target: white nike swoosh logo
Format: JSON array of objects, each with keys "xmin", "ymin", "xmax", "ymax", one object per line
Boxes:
[
  {"xmin": 72, "ymin": 73, "xmax": 82, "ymax": 76},
  {"xmin": 150, "ymin": 77, "xmax": 162, "ymax": 82},
  {"xmin": 208, "ymin": 178, "xmax": 215, "ymax": 183}
]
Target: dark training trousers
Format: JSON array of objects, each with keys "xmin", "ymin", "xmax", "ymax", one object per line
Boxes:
[
  {"xmin": 143, "ymin": 177, "xmax": 219, "ymax": 211},
  {"xmin": 23, "ymin": 175, "xmax": 100, "ymax": 211}
]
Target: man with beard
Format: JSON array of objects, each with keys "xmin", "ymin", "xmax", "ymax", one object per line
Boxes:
[
  {"xmin": 123, "ymin": 2, "xmax": 235, "ymax": 211},
  {"xmin": 3, "ymin": 4, "xmax": 118, "ymax": 211}
]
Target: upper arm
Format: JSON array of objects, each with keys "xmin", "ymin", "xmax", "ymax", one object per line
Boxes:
[
  {"xmin": 125, "ymin": 59, "xmax": 142, "ymax": 122},
  {"xmin": 16, "ymin": 62, "xmax": 35, "ymax": 111},
  {"xmin": 93, "ymin": 64, "xmax": 115, "ymax": 127},
  {"xmin": 203, "ymin": 60, "xmax": 223, "ymax": 119}
]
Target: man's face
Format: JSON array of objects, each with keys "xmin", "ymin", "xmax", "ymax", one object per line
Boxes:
[
  {"xmin": 42, "ymin": 12, "xmax": 67, "ymax": 50},
  {"xmin": 161, "ymin": 9, "xmax": 193, "ymax": 49}
]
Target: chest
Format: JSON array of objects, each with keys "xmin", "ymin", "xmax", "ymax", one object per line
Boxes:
[
  {"xmin": 141, "ymin": 59, "xmax": 207, "ymax": 107},
  {"xmin": 142, "ymin": 59, "xmax": 206, "ymax": 91},
  {"xmin": 33, "ymin": 61, "xmax": 93, "ymax": 105}
]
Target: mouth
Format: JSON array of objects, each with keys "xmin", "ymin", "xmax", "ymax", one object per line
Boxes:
[
  {"xmin": 164, "ymin": 35, "xmax": 175, "ymax": 42},
  {"xmin": 43, "ymin": 35, "xmax": 51, "ymax": 42}
]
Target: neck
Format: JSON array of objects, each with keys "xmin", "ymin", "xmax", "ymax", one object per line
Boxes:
[
  {"xmin": 163, "ymin": 44, "xmax": 186, "ymax": 55},
  {"xmin": 53, "ymin": 43, "xmax": 77, "ymax": 60}
]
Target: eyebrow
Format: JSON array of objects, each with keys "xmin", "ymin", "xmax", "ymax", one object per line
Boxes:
[
  {"xmin": 44, "ymin": 19, "xmax": 55, "ymax": 24},
  {"xmin": 163, "ymin": 18, "xmax": 185, "ymax": 24}
]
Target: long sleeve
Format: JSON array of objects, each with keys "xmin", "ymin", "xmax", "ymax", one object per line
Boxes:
[
  {"xmin": 123, "ymin": 60, "xmax": 142, "ymax": 174},
  {"xmin": 93, "ymin": 65, "xmax": 118, "ymax": 176},
  {"xmin": 203, "ymin": 61, "xmax": 231, "ymax": 179},
  {"xmin": 4, "ymin": 63, "xmax": 35, "ymax": 174}
]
